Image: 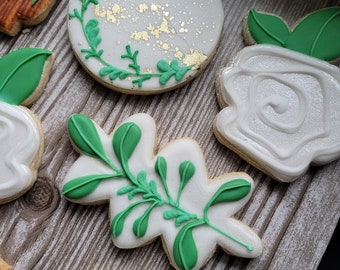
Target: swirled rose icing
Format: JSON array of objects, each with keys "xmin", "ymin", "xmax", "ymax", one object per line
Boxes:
[
  {"xmin": 0, "ymin": 102, "xmax": 41, "ymax": 200},
  {"xmin": 215, "ymin": 44, "xmax": 340, "ymax": 182}
]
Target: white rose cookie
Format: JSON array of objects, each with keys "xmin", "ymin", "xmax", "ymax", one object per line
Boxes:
[
  {"xmin": 214, "ymin": 8, "xmax": 340, "ymax": 182},
  {"xmin": 62, "ymin": 113, "xmax": 263, "ymax": 270},
  {"xmin": 0, "ymin": 48, "xmax": 54, "ymax": 204},
  {"xmin": 68, "ymin": 0, "xmax": 224, "ymax": 94}
]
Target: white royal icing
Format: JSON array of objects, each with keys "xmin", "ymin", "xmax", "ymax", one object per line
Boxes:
[
  {"xmin": 68, "ymin": 0, "xmax": 224, "ymax": 93},
  {"xmin": 63, "ymin": 113, "xmax": 263, "ymax": 269},
  {"xmin": 0, "ymin": 102, "xmax": 41, "ymax": 200},
  {"xmin": 215, "ymin": 44, "xmax": 340, "ymax": 182}
]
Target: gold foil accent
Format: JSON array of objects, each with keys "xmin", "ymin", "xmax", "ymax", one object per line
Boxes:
[
  {"xmin": 139, "ymin": 4, "xmax": 148, "ymax": 13},
  {"xmin": 183, "ymin": 49, "xmax": 207, "ymax": 69},
  {"xmin": 131, "ymin": 31, "xmax": 150, "ymax": 41},
  {"xmin": 94, "ymin": 4, "xmax": 126, "ymax": 25},
  {"xmin": 93, "ymin": 2, "xmax": 208, "ymax": 69}
]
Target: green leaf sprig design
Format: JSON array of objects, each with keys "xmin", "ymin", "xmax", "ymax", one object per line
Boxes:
[
  {"xmin": 247, "ymin": 8, "xmax": 340, "ymax": 61},
  {"xmin": 62, "ymin": 114, "xmax": 263, "ymax": 270},
  {"xmin": 69, "ymin": 0, "xmax": 192, "ymax": 88}
]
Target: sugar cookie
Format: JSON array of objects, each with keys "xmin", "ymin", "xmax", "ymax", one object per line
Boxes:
[
  {"xmin": 62, "ymin": 113, "xmax": 263, "ymax": 270},
  {"xmin": 214, "ymin": 8, "xmax": 340, "ymax": 182},
  {"xmin": 68, "ymin": 0, "xmax": 224, "ymax": 94},
  {"xmin": 0, "ymin": 48, "xmax": 54, "ymax": 204},
  {"xmin": 0, "ymin": 258, "xmax": 13, "ymax": 270},
  {"xmin": 0, "ymin": 0, "xmax": 56, "ymax": 36}
]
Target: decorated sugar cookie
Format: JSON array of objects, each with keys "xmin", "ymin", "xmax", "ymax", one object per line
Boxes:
[
  {"xmin": 0, "ymin": 257, "xmax": 12, "ymax": 270},
  {"xmin": 62, "ymin": 113, "xmax": 263, "ymax": 270},
  {"xmin": 0, "ymin": 0, "xmax": 56, "ymax": 36},
  {"xmin": 68, "ymin": 0, "xmax": 224, "ymax": 94},
  {"xmin": 0, "ymin": 48, "xmax": 54, "ymax": 204},
  {"xmin": 214, "ymin": 7, "xmax": 340, "ymax": 182}
]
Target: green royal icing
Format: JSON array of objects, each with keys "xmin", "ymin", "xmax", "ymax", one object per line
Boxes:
[
  {"xmin": 32, "ymin": 0, "xmax": 39, "ymax": 6},
  {"xmin": 0, "ymin": 48, "xmax": 52, "ymax": 105},
  {"xmin": 247, "ymin": 8, "xmax": 340, "ymax": 61},
  {"xmin": 69, "ymin": 0, "xmax": 192, "ymax": 88},
  {"xmin": 63, "ymin": 114, "xmax": 255, "ymax": 270}
]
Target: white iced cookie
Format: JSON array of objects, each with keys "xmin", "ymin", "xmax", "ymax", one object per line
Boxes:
[
  {"xmin": 214, "ymin": 8, "xmax": 340, "ymax": 182},
  {"xmin": 62, "ymin": 113, "xmax": 263, "ymax": 270},
  {"xmin": 68, "ymin": 0, "xmax": 224, "ymax": 94},
  {"xmin": 0, "ymin": 48, "xmax": 54, "ymax": 204}
]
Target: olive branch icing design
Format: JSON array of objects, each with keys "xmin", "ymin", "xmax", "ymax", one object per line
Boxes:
[
  {"xmin": 69, "ymin": 0, "xmax": 192, "ymax": 88},
  {"xmin": 62, "ymin": 113, "xmax": 262, "ymax": 270}
]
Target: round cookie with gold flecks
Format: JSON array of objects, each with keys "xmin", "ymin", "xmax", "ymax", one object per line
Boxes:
[{"xmin": 68, "ymin": 0, "xmax": 224, "ymax": 94}]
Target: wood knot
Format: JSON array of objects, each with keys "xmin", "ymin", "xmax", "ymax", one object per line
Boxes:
[{"xmin": 22, "ymin": 177, "xmax": 60, "ymax": 214}]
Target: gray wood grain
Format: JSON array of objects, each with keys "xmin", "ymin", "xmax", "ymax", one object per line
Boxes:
[{"xmin": 1, "ymin": 0, "xmax": 339, "ymax": 269}]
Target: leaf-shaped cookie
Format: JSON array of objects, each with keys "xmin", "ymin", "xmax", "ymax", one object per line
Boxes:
[
  {"xmin": 246, "ymin": 7, "xmax": 340, "ymax": 61},
  {"xmin": 0, "ymin": 48, "xmax": 53, "ymax": 105},
  {"xmin": 63, "ymin": 113, "xmax": 263, "ymax": 270},
  {"xmin": 287, "ymin": 7, "xmax": 340, "ymax": 61}
]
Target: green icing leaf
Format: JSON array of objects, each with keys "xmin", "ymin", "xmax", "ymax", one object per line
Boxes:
[
  {"xmin": 117, "ymin": 185, "xmax": 135, "ymax": 195},
  {"xmin": 155, "ymin": 156, "xmax": 167, "ymax": 184},
  {"xmin": 206, "ymin": 179, "xmax": 251, "ymax": 209},
  {"xmin": 178, "ymin": 161, "xmax": 195, "ymax": 194},
  {"xmin": 163, "ymin": 210, "xmax": 195, "ymax": 227},
  {"xmin": 0, "ymin": 48, "xmax": 52, "ymax": 105},
  {"xmin": 163, "ymin": 209, "xmax": 182, "ymax": 220},
  {"xmin": 112, "ymin": 122, "xmax": 142, "ymax": 164},
  {"xmin": 247, "ymin": 9, "xmax": 290, "ymax": 47},
  {"xmin": 248, "ymin": 8, "xmax": 340, "ymax": 61},
  {"xmin": 68, "ymin": 114, "xmax": 110, "ymax": 163},
  {"xmin": 286, "ymin": 7, "xmax": 340, "ymax": 61},
  {"xmin": 85, "ymin": 19, "xmax": 101, "ymax": 49},
  {"xmin": 31, "ymin": 0, "xmax": 39, "ymax": 6},
  {"xmin": 111, "ymin": 203, "xmax": 137, "ymax": 237},
  {"xmin": 173, "ymin": 221, "xmax": 201, "ymax": 270},
  {"xmin": 157, "ymin": 60, "xmax": 192, "ymax": 85},
  {"xmin": 62, "ymin": 174, "xmax": 115, "ymax": 199},
  {"xmin": 132, "ymin": 202, "xmax": 157, "ymax": 238}
]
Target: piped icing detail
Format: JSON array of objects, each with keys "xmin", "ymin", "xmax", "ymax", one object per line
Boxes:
[
  {"xmin": 0, "ymin": 48, "xmax": 53, "ymax": 203},
  {"xmin": 62, "ymin": 113, "xmax": 263, "ymax": 270},
  {"xmin": 215, "ymin": 44, "xmax": 340, "ymax": 182},
  {"xmin": 247, "ymin": 8, "xmax": 340, "ymax": 61},
  {"xmin": 68, "ymin": 0, "xmax": 224, "ymax": 93},
  {"xmin": 0, "ymin": 103, "xmax": 41, "ymax": 200}
]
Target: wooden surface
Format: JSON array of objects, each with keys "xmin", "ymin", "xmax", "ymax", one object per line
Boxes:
[{"xmin": 1, "ymin": 0, "xmax": 339, "ymax": 269}]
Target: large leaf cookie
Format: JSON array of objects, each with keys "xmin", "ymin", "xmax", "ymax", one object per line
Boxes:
[
  {"xmin": 68, "ymin": 0, "xmax": 224, "ymax": 94},
  {"xmin": 214, "ymin": 8, "xmax": 340, "ymax": 182},
  {"xmin": 0, "ymin": 48, "xmax": 54, "ymax": 204},
  {"xmin": 62, "ymin": 113, "xmax": 263, "ymax": 270},
  {"xmin": 0, "ymin": 0, "xmax": 56, "ymax": 36}
]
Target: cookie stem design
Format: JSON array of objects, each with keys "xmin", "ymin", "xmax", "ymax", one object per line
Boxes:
[
  {"xmin": 62, "ymin": 114, "xmax": 263, "ymax": 270},
  {"xmin": 69, "ymin": 0, "xmax": 192, "ymax": 88}
]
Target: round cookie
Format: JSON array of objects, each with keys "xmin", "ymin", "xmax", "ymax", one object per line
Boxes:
[
  {"xmin": 68, "ymin": 0, "xmax": 224, "ymax": 94},
  {"xmin": 62, "ymin": 113, "xmax": 263, "ymax": 270},
  {"xmin": 0, "ymin": 0, "xmax": 56, "ymax": 36},
  {"xmin": 0, "ymin": 48, "xmax": 54, "ymax": 204},
  {"xmin": 214, "ymin": 7, "xmax": 340, "ymax": 182}
]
